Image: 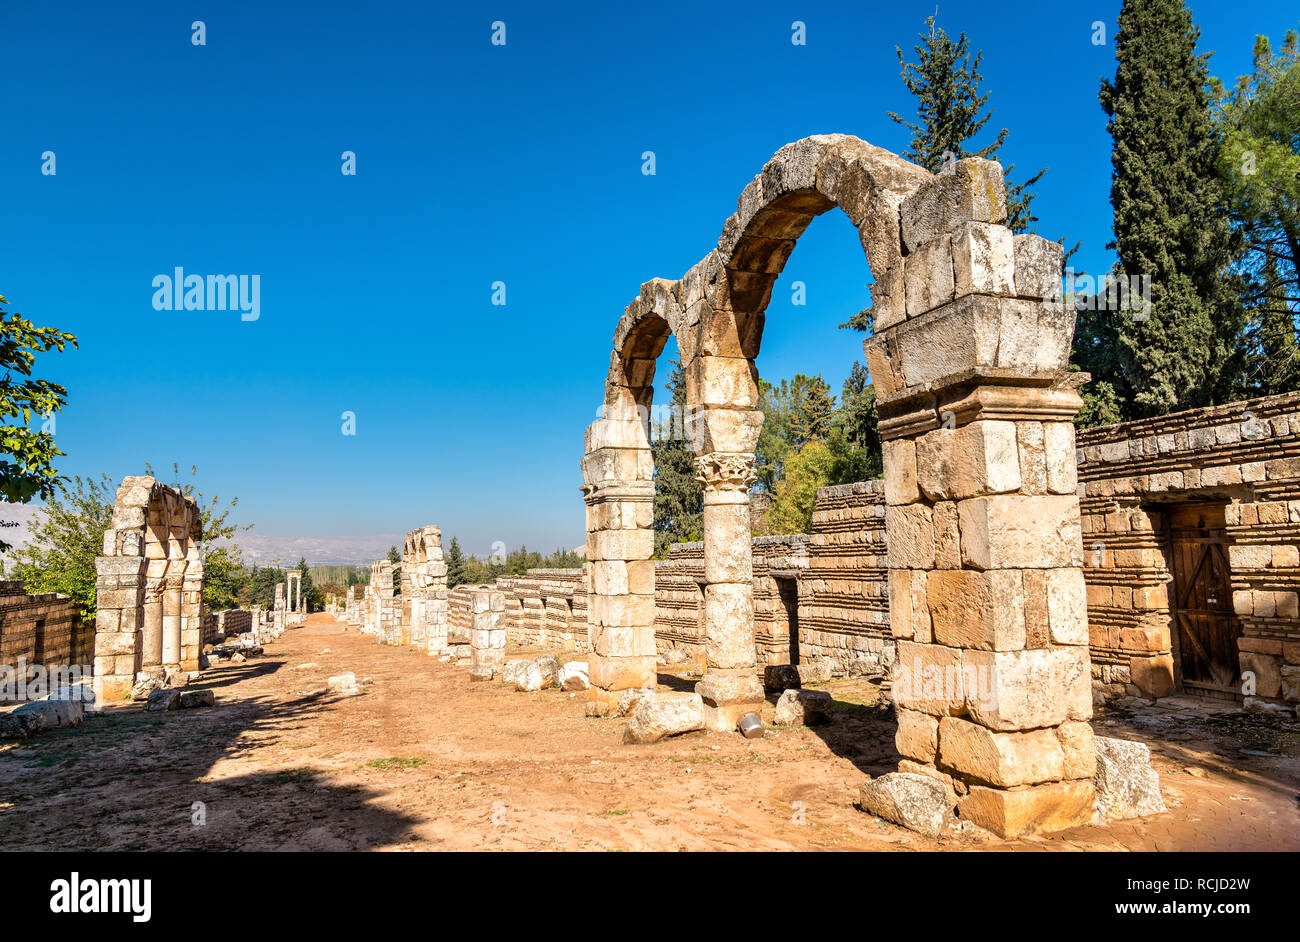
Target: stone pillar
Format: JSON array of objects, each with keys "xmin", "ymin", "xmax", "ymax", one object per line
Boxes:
[
  {"xmin": 694, "ymin": 450, "xmax": 765, "ymax": 731},
  {"xmin": 861, "ymin": 158, "xmax": 1094, "ymax": 838},
  {"xmin": 425, "ymin": 530, "xmax": 449, "ymax": 656},
  {"xmin": 162, "ymin": 568, "xmax": 184, "ymax": 668},
  {"xmin": 580, "ymin": 407, "xmax": 657, "ymax": 716},
  {"xmin": 469, "ymin": 589, "xmax": 505, "ymax": 681},
  {"xmin": 180, "ymin": 549, "xmax": 203, "ymax": 672},
  {"xmin": 142, "ymin": 573, "xmax": 165, "ymax": 669}
]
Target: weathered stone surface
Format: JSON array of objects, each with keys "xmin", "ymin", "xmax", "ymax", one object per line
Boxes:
[
  {"xmin": 146, "ymin": 688, "xmax": 181, "ymax": 711},
  {"xmin": 12, "ymin": 698, "xmax": 85, "ymax": 731},
  {"xmin": 763, "ymin": 663, "xmax": 801, "ymax": 693},
  {"xmin": 927, "ymin": 569, "xmax": 1025, "ymax": 651},
  {"xmin": 622, "ymin": 692, "xmax": 705, "ymax": 744},
  {"xmin": 560, "ymin": 661, "xmax": 590, "ymax": 691},
  {"xmin": 963, "ymin": 646, "xmax": 1093, "ymax": 731},
  {"xmin": 937, "ymin": 716, "xmax": 1064, "ymax": 787},
  {"xmin": 1094, "ymin": 736, "xmax": 1166, "ymax": 820},
  {"xmin": 895, "ymin": 708, "xmax": 939, "ymax": 762},
  {"xmin": 916, "ymin": 421, "xmax": 1022, "ymax": 502},
  {"xmin": 957, "ymin": 494, "xmax": 1083, "ymax": 570},
  {"xmin": 178, "ymin": 689, "xmax": 215, "ymax": 709},
  {"xmin": 774, "ymin": 688, "xmax": 832, "ymax": 726},
  {"xmin": 900, "ymin": 157, "xmax": 1006, "ymax": 252},
  {"xmin": 858, "ymin": 772, "xmax": 955, "ymax": 837},
  {"xmin": 956, "ymin": 779, "xmax": 1094, "ymax": 838}
]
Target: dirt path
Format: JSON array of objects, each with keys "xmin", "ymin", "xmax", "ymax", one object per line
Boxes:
[{"xmin": 2, "ymin": 614, "xmax": 1296, "ymax": 851}]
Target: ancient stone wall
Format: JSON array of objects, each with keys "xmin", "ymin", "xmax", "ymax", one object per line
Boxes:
[
  {"xmin": 497, "ymin": 568, "xmax": 589, "ymax": 650},
  {"xmin": 1077, "ymin": 390, "xmax": 1300, "ymax": 708},
  {"xmin": 200, "ymin": 608, "xmax": 253, "ymax": 647},
  {"xmin": 0, "ymin": 581, "xmax": 92, "ymax": 699}
]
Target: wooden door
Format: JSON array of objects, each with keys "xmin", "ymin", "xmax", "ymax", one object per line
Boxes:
[{"xmin": 1168, "ymin": 503, "xmax": 1241, "ymax": 697}]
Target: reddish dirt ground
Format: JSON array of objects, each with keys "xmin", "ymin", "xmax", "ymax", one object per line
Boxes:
[{"xmin": 2, "ymin": 613, "xmax": 1297, "ymax": 851}]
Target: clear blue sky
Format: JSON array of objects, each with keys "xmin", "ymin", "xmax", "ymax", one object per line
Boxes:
[{"xmin": 1, "ymin": 0, "xmax": 1291, "ymax": 559}]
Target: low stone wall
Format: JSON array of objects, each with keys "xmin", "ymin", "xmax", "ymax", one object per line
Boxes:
[
  {"xmin": 1077, "ymin": 390, "xmax": 1300, "ymax": 707},
  {"xmin": 200, "ymin": 609, "xmax": 253, "ymax": 647},
  {"xmin": 0, "ymin": 581, "xmax": 92, "ymax": 699},
  {"xmin": 497, "ymin": 569, "xmax": 589, "ymax": 651}
]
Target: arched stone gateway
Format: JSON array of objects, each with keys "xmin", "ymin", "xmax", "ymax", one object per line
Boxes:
[
  {"xmin": 584, "ymin": 134, "xmax": 1094, "ymax": 836},
  {"xmin": 401, "ymin": 525, "xmax": 449, "ymax": 655},
  {"xmin": 93, "ymin": 476, "xmax": 203, "ymax": 706}
]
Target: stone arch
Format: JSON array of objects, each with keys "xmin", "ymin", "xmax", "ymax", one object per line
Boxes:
[
  {"xmin": 401, "ymin": 525, "xmax": 448, "ymax": 655},
  {"xmin": 93, "ymin": 476, "xmax": 202, "ymax": 705},
  {"xmin": 587, "ymin": 134, "xmax": 1094, "ymax": 836}
]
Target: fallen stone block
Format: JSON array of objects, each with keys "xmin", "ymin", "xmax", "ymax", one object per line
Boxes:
[
  {"xmin": 560, "ymin": 661, "xmax": 589, "ymax": 691},
  {"xmin": 178, "ymin": 689, "xmax": 215, "ymax": 709},
  {"xmin": 774, "ymin": 688, "xmax": 833, "ymax": 726},
  {"xmin": 622, "ymin": 692, "xmax": 705, "ymax": 744},
  {"xmin": 9, "ymin": 698, "xmax": 84, "ymax": 735},
  {"xmin": 614, "ymin": 687, "xmax": 651, "ymax": 718},
  {"xmin": 230, "ymin": 652, "xmax": 246, "ymax": 664},
  {"xmin": 0, "ymin": 711, "xmax": 45, "ymax": 739},
  {"xmin": 146, "ymin": 689, "xmax": 181, "ymax": 712},
  {"xmin": 130, "ymin": 673, "xmax": 164, "ymax": 702},
  {"xmin": 1094, "ymin": 736, "xmax": 1167, "ymax": 820},
  {"xmin": 858, "ymin": 772, "xmax": 955, "ymax": 837},
  {"xmin": 797, "ymin": 659, "xmax": 834, "ymax": 684},
  {"xmin": 764, "ymin": 664, "xmax": 801, "ymax": 694},
  {"xmin": 501, "ymin": 659, "xmax": 530, "ymax": 688},
  {"xmin": 534, "ymin": 654, "xmax": 561, "ymax": 687},
  {"xmin": 1243, "ymin": 696, "xmax": 1292, "ymax": 716},
  {"xmin": 327, "ymin": 672, "xmax": 361, "ymax": 696}
]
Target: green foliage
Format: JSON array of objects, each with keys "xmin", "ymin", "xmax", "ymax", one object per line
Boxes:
[
  {"xmin": 756, "ymin": 373, "xmax": 837, "ymax": 491},
  {"xmin": 386, "ymin": 545, "xmax": 401, "ymax": 595},
  {"xmin": 651, "ymin": 358, "xmax": 702, "ymax": 557},
  {"xmin": 450, "ymin": 543, "xmax": 585, "ymax": 587},
  {"xmin": 445, "ymin": 536, "xmax": 467, "ymax": 587},
  {"xmin": 8, "ymin": 473, "xmax": 114, "ymax": 616},
  {"xmin": 0, "ymin": 294, "xmax": 78, "ymax": 549},
  {"xmin": 1097, "ymin": 0, "xmax": 1246, "ymax": 417},
  {"xmin": 294, "ymin": 556, "xmax": 320, "ymax": 611},
  {"xmin": 765, "ymin": 441, "xmax": 837, "ymax": 535},
  {"xmin": 1213, "ymin": 26, "xmax": 1300, "ymax": 397},
  {"xmin": 887, "ymin": 15, "xmax": 1046, "ymax": 233}
]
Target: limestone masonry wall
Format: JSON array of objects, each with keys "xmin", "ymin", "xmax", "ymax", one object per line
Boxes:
[
  {"xmin": 1076, "ymin": 390, "xmax": 1300, "ymax": 707},
  {"xmin": 0, "ymin": 580, "xmax": 92, "ymax": 686}
]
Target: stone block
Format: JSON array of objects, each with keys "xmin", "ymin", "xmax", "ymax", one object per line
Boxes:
[
  {"xmin": 858, "ymin": 772, "xmax": 955, "ymax": 837},
  {"xmin": 951, "ymin": 221, "xmax": 1015, "ymax": 298},
  {"xmin": 622, "ymin": 692, "xmax": 705, "ymax": 744},
  {"xmin": 927, "ymin": 569, "xmax": 1025, "ymax": 651},
  {"xmin": 956, "ymin": 779, "xmax": 1094, "ymax": 838},
  {"xmin": 957, "ymin": 494, "xmax": 1083, "ymax": 570},
  {"xmin": 900, "ymin": 157, "xmax": 1006, "ymax": 252},
  {"xmin": 895, "ymin": 708, "xmax": 939, "ymax": 762},
  {"xmin": 916, "ymin": 421, "xmax": 1021, "ymax": 501},
  {"xmin": 1129, "ymin": 654, "xmax": 1176, "ymax": 699},
  {"xmin": 1013, "ymin": 234, "xmax": 1064, "ymax": 300},
  {"xmin": 903, "ymin": 233, "xmax": 955, "ymax": 317},
  {"xmin": 963, "ymin": 646, "xmax": 1092, "ymax": 731},
  {"xmin": 774, "ymin": 688, "xmax": 833, "ymax": 726},
  {"xmin": 1094, "ymin": 736, "xmax": 1166, "ymax": 820},
  {"xmin": 937, "ymin": 716, "xmax": 1064, "ymax": 787},
  {"xmin": 885, "ymin": 505, "xmax": 935, "ymax": 570}
]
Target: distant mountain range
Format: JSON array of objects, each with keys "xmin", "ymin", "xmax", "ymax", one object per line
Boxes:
[{"xmin": 0, "ymin": 503, "xmax": 583, "ymax": 567}]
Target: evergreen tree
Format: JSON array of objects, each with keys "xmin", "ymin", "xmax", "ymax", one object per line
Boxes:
[
  {"xmin": 1243, "ymin": 253, "xmax": 1300, "ymax": 395},
  {"xmin": 445, "ymin": 536, "xmax": 467, "ymax": 587},
  {"xmin": 651, "ymin": 358, "xmax": 703, "ymax": 557},
  {"xmin": 386, "ymin": 544, "xmax": 401, "ymax": 595},
  {"xmin": 787, "ymin": 374, "xmax": 836, "ymax": 446},
  {"xmin": 887, "ymin": 16, "xmax": 1046, "ymax": 232},
  {"xmin": 1098, "ymin": 0, "xmax": 1245, "ymax": 417},
  {"xmin": 293, "ymin": 555, "xmax": 319, "ymax": 612}
]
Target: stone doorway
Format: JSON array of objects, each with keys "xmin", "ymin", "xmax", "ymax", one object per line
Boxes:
[
  {"xmin": 775, "ymin": 576, "xmax": 800, "ymax": 666},
  {"xmin": 1166, "ymin": 501, "xmax": 1243, "ymax": 701}
]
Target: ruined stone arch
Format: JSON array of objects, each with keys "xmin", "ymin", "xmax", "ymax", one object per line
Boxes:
[
  {"xmin": 586, "ymin": 133, "xmax": 1095, "ymax": 835},
  {"xmin": 94, "ymin": 476, "xmax": 203, "ymax": 705}
]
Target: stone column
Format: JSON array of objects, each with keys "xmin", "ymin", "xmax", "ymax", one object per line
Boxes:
[
  {"xmin": 580, "ymin": 468, "xmax": 657, "ymax": 715},
  {"xmin": 162, "ymin": 568, "xmax": 184, "ymax": 668},
  {"xmin": 180, "ymin": 549, "xmax": 203, "ymax": 672},
  {"xmin": 861, "ymin": 158, "xmax": 1094, "ymax": 838},
  {"xmin": 142, "ymin": 569, "xmax": 166, "ymax": 668},
  {"xmin": 425, "ymin": 532, "xmax": 449, "ymax": 656},
  {"xmin": 694, "ymin": 450, "xmax": 765, "ymax": 731},
  {"xmin": 469, "ymin": 589, "xmax": 505, "ymax": 681}
]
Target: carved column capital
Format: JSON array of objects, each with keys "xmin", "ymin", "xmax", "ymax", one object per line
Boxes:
[{"xmin": 694, "ymin": 452, "xmax": 758, "ymax": 495}]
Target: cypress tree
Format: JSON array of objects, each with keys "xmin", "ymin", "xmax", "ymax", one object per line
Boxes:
[{"xmin": 1099, "ymin": 0, "xmax": 1244, "ymax": 417}]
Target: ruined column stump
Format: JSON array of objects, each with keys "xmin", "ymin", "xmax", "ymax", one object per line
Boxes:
[
  {"xmin": 581, "ymin": 409, "xmax": 658, "ymax": 716},
  {"xmin": 469, "ymin": 589, "xmax": 506, "ymax": 681},
  {"xmin": 862, "ymin": 158, "xmax": 1095, "ymax": 838}
]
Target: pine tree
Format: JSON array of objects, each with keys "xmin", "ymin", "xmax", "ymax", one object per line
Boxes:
[
  {"xmin": 294, "ymin": 556, "xmax": 317, "ymax": 612},
  {"xmin": 651, "ymin": 359, "xmax": 703, "ymax": 557},
  {"xmin": 787, "ymin": 374, "xmax": 836, "ymax": 446},
  {"xmin": 887, "ymin": 16, "xmax": 1046, "ymax": 232},
  {"xmin": 1245, "ymin": 253, "xmax": 1300, "ymax": 395},
  {"xmin": 445, "ymin": 537, "xmax": 467, "ymax": 587},
  {"xmin": 1099, "ymin": 0, "xmax": 1245, "ymax": 417}
]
